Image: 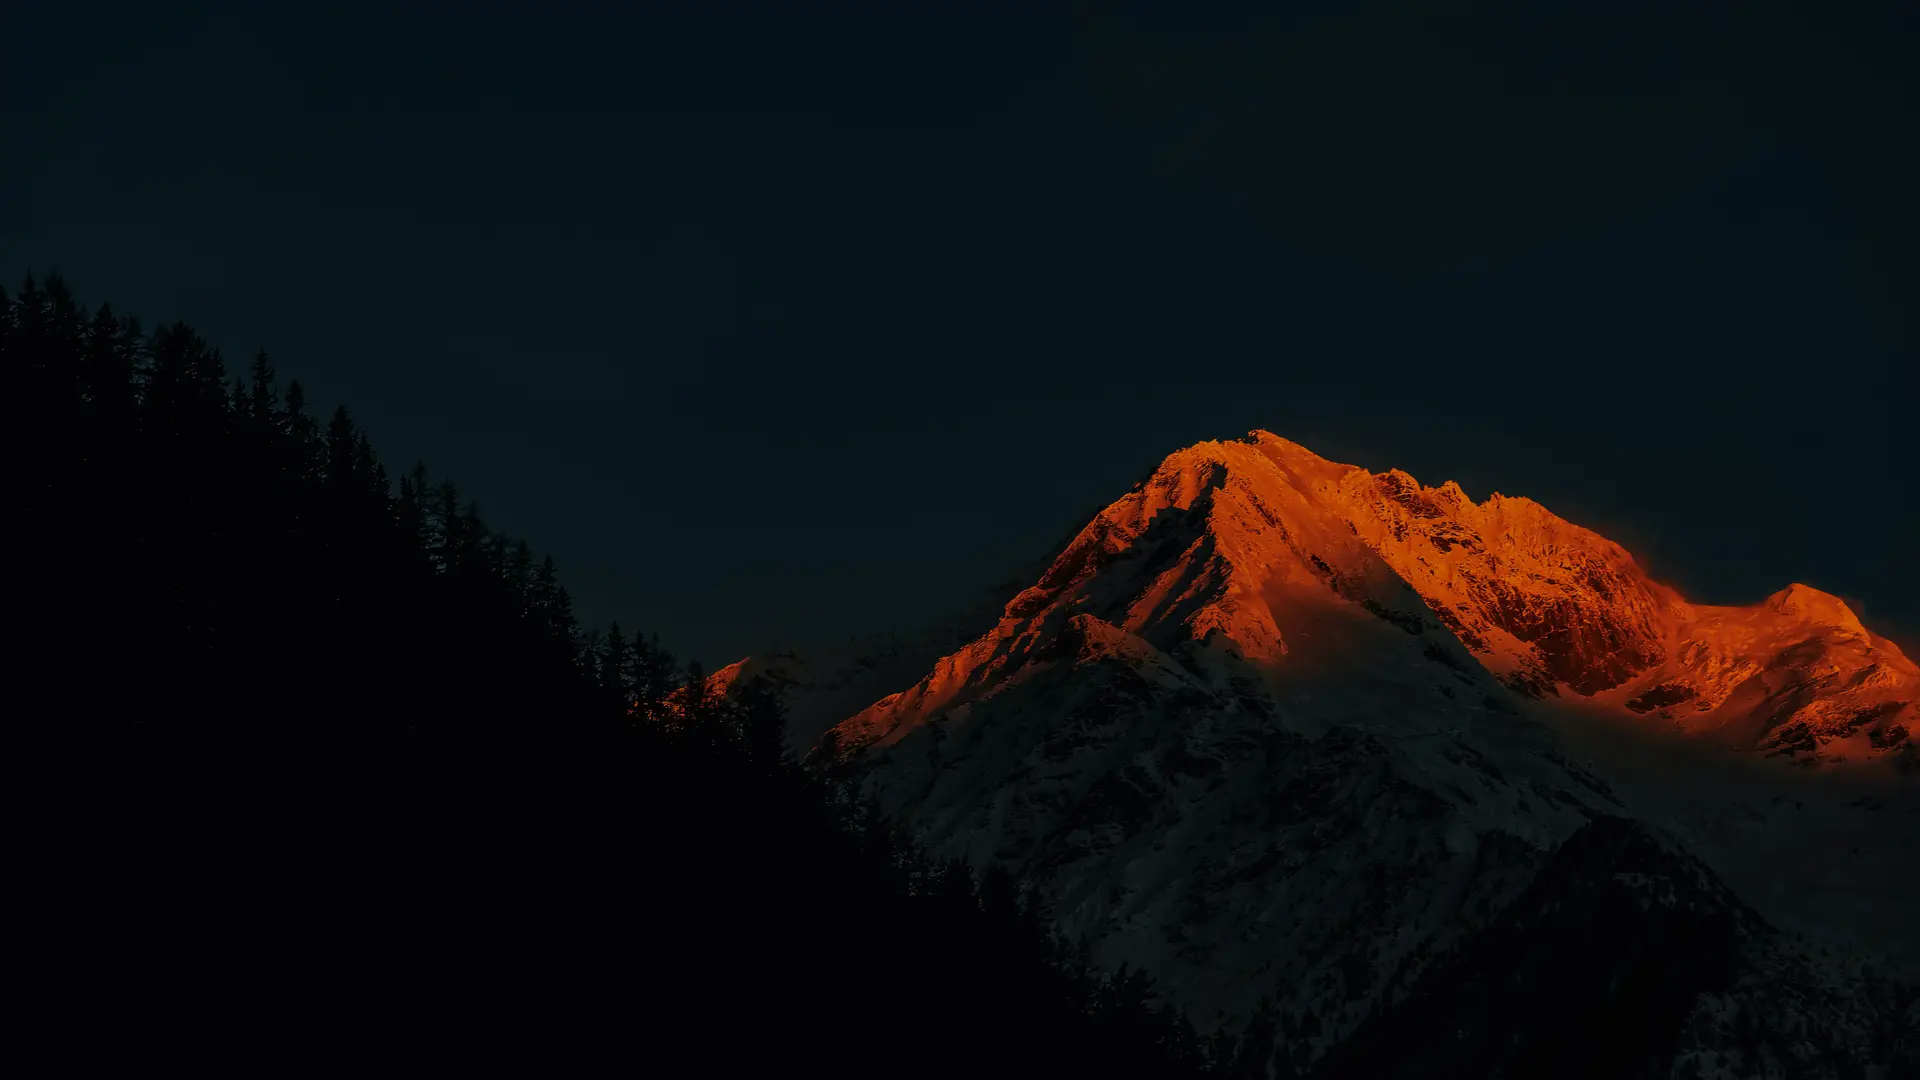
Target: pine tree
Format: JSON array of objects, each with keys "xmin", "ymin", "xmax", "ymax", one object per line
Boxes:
[
  {"xmin": 39, "ymin": 272, "xmax": 85, "ymax": 405},
  {"xmin": 357, "ymin": 434, "xmax": 388, "ymax": 509},
  {"xmin": 455, "ymin": 501, "xmax": 488, "ymax": 578},
  {"xmin": 529, "ymin": 555, "xmax": 578, "ymax": 654},
  {"xmin": 247, "ymin": 350, "xmax": 277, "ymax": 422},
  {"xmin": 733, "ymin": 673, "xmax": 789, "ymax": 772},
  {"xmin": 282, "ymin": 378, "xmax": 320, "ymax": 484},
  {"xmin": 402, "ymin": 464, "xmax": 434, "ymax": 551},
  {"xmin": 81, "ymin": 303, "xmax": 136, "ymax": 424},
  {"xmin": 326, "ymin": 406, "xmax": 359, "ymax": 490},
  {"xmin": 681, "ymin": 660, "xmax": 711, "ymax": 732},
  {"xmin": 396, "ymin": 467, "xmax": 426, "ymax": 560},
  {"xmin": 600, "ymin": 622, "xmax": 629, "ymax": 708},
  {"xmin": 506, "ymin": 538, "xmax": 535, "ymax": 613},
  {"xmin": 432, "ymin": 480, "xmax": 462, "ymax": 573},
  {"xmin": 11, "ymin": 274, "xmax": 44, "ymax": 369}
]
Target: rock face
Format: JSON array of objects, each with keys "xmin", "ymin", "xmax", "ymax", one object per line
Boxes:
[
  {"xmin": 1612, "ymin": 585, "xmax": 1916, "ymax": 762},
  {"xmin": 831, "ymin": 430, "xmax": 1915, "ymax": 765},
  {"xmin": 806, "ymin": 430, "xmax": 1915, "ymax": 1071},
  {"xmin": 1339, "ymin": 465, "xmax": 1683, "ymax": 699},
  {"xmin": 1301, "ymin": 445, "xmax": 1914, "ymax": 764}
]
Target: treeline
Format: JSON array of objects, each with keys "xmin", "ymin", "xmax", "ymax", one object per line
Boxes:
[
  {"xmin": 11, "ymin": 271, "xmax": 598, "ymax": 736},
  {"xmin": 11, "ymin": 272, "xmax": 1244, "ymax": 1075}
]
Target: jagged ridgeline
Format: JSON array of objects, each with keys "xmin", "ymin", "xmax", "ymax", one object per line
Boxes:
[{"xmin": 12, "ymin": 272, "xmax": 1224, "ymax": 1077}]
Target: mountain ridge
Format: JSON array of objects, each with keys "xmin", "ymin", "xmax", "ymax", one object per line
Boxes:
[{"xmin": 824, "ymin": 429, "xmax": 1914, "ymax": 766}]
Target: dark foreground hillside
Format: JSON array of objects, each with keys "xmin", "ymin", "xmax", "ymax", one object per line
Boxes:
[{"xmin": 12, "ymin": 273, "xmax": 1209, "ymax": 1076}]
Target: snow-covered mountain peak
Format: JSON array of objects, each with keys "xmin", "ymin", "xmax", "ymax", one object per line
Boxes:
[{"xmin": 829, "ymin": 432, "xmax": 1539, "ymax": 758}]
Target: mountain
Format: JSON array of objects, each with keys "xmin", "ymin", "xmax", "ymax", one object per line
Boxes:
[{"xmin": 805, "ymin": 430, "xmax": 1916, "ymax": 1074}]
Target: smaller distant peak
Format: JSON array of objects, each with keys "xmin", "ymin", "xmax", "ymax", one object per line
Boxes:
[
  {"xmin": 1765, "ymin": 583, "xmax": 1865, "ymax": 633},
  {"xmin": 1436, "ymin": 479, "xmax": 1470, "ymax": 504}
]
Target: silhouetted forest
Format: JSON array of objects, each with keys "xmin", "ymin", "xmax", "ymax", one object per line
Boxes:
[{"xmin": 11, "ymin": 273, "xmax": 1231, "ymax": 1074}]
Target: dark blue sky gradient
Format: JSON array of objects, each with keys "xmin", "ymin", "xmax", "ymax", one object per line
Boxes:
[{"xmin": 5, "ymin": 1, "xmax": 1914, "ymax": 664}]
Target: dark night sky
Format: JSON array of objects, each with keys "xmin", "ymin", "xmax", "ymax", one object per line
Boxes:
[{"xmin": 6, "ymin": 1, "xmax": 1915, "ymax": 665}]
